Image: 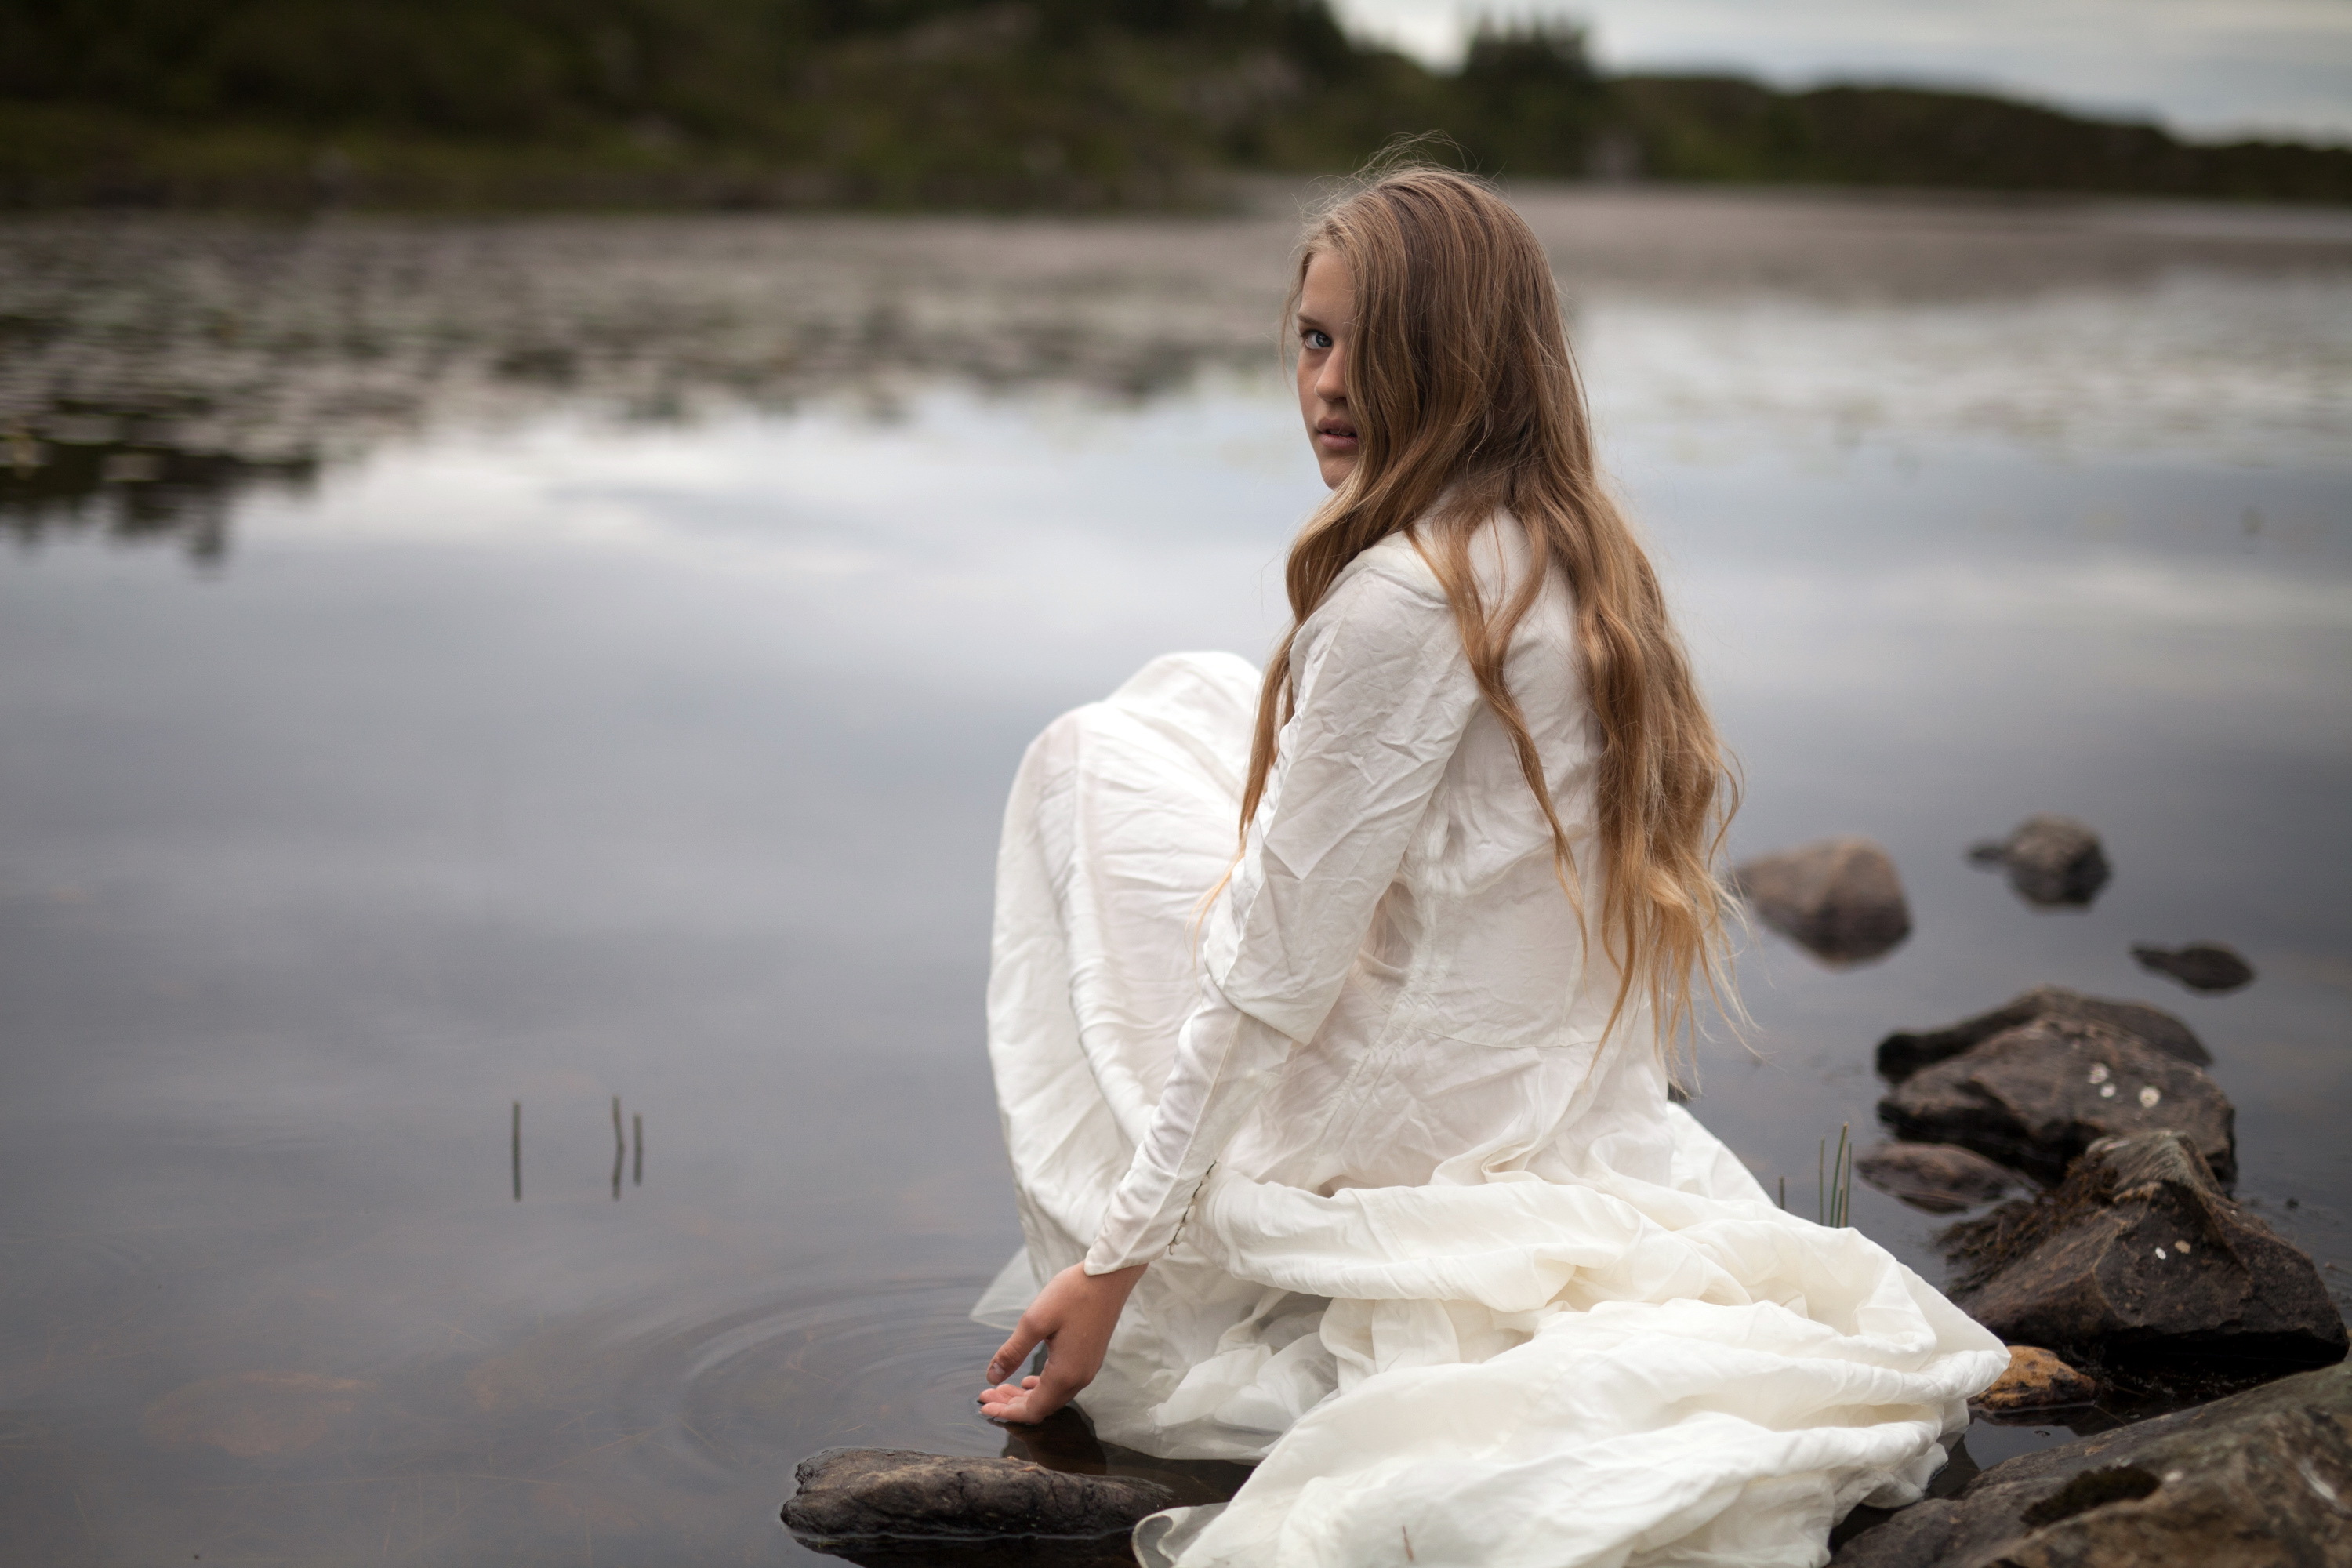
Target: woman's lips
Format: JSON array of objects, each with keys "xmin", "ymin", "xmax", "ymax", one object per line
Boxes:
[{"xmin": 1316, "ymin": 423, "xmax": 1359, "ymax": 447}]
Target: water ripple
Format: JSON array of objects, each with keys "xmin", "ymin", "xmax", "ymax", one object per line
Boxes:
[{"xmin": 604, "ymin": 1261, "xmax": 1013, "ymax": 1487}]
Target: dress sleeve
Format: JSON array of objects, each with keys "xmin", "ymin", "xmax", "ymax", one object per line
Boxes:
[{"xmin": 1083, "ymin": 554, "xmax": 1483, "ymax": 1272}]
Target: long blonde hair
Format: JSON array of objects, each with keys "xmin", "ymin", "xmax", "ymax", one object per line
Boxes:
[{"xmin": 1245, "ymin": 165, "xmax": 1739, "ymax": 1076}]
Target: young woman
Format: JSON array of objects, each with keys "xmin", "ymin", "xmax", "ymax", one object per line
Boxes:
[{"xmin": 972, "ymin": 167, "xmax": 2004, "ymax": 1567}]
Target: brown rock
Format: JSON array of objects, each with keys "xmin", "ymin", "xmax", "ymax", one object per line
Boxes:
[
  {"xmin": 1831, "ymin": 1361, "xmax": 2352, "ymax": 1568},
  {"xmin": 1944, "ymin": 1132, "xmax": 2347, "ymax": 1369},
  {"xmin": 782, "ymin": 1448, "xmax": 1174, "ymax": 1563},
  {"xmin": 1734, "ymin": 836, "xmax": 1911, "ymax": 963},
  {"xmin": 1876, "ymin": 985, "xmax": 2209, "ymax": 1084},
  {"xmin": 2130, "ymin": 942, "xmax": 2255, "ymax": 995},
  {"xmin": 1856, "ymin": 1142, "xmax": 2028, "ymax": 1214},
  {"xmin": 1878, "ymin": 1017, "xmax": 2234, "ymax": 1187},
  {"xmin": 1969, "ymin": 814, "xmax": 2111, "ymax": 906},
  {"xmin": 1971, "ymin": 1346, "xmax": 2099, "ymax": 1416}
]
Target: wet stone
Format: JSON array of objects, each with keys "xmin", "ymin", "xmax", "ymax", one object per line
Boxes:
[
  {"xmin": 2130, "ymin": 942, "xmax": 2255, "ymax": 995},
  {"xmin": 1971, "ymin": 1346, "xmax": 2100, "ymax": 1417},
  {"xmin": 1876, "ymin": 985, "xmax": 2209, "ymax": 1085},
  {"xmin": 1942, "ymin": 1131, "xmax": 2347, "ymax": 1370},
  {"xmin": 1830, "ymin": 1361, "xmax": 2352, "ymax": 1567},
  {"xmin": 1969, "ymin": 814, "xmax": 2111, "ymax": 906},
  {"xmin": 783, "ymin": 1448, "xmax": 1175, "ymax": 1566},
  {"xmin": 1733, "ymin": 835, "xmax": 1912, "ymax": 963},
  {"xmin": 1878, "ymin": 1017, "xmax": 2234, "ymax": 1188},
  {"xmin": 1855, "ymin": 1142, "xmax": 2028, "ymax": 1214}
]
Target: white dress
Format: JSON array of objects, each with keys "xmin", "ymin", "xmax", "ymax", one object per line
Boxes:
[{"xmin": 975, "ymin": 520, "xmax": 2006, "ymax": 1568}]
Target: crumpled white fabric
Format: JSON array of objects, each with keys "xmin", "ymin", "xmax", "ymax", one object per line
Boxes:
[{"xmin": 979, "ymin": 523, "xmax": 2006, "ymax": 1566}]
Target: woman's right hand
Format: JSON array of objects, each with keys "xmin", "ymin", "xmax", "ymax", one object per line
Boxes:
[{"xmin": 978, "ymin": 1262, "xmax": 1145, "ymax": 1425}]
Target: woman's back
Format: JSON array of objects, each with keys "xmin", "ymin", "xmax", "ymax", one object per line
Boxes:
[{"xmin": 1213, "ymin": 519, "xmax": 1679, "ymax": 1201}]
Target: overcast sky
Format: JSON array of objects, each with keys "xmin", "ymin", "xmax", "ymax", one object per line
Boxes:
[{"xmin": 1333, "ymin": 0, "xmax": 2352, "ymax": 143}]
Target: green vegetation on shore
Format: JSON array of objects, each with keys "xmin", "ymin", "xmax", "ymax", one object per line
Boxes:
[{"xmin": 5, "ymin": 0, "xmax": 2347, "ymax": 208}]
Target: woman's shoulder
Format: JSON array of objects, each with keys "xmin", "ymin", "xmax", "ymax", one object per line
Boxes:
[
  {"xmin": 1290, "ymin": 535, "xmax": 1454, "ymax": 687},
  {"xmin": 1295, "ymin": 539, "xmax": 1449, "ymax": 666},
  {"xmin": 1324, "ymin": 528, "xmax": 1449, "ymax": 613},
  {"xmin": 1333, "ymin": 509, "xmax": 1537, "ymax": 604}
]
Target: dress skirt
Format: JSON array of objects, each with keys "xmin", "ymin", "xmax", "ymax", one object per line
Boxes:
[{"xmin": 976, "ymin": 651, "xmax": 2008, "ymax": 1568}]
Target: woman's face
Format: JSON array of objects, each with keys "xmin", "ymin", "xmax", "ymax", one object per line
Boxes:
[{"xmin": 1296, "ymin": 249, "xmax": 1358, "ymax": 490}]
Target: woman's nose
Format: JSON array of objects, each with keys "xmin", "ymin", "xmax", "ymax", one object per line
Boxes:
[{"xmin": 1316, "ymin": 347, "xmax": 1347, "ymax": 403}]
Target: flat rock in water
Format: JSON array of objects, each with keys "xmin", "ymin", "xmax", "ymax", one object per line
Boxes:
[
  {"xmin": 1733, "ymin": 836, "xmax": 1912, "ymax": 963},
  {"xmin": 783, "ymin": 1448, "xmax": 1174, "ymax": 1564},
  {"xmin": 1970, "ymin": 1346, "xmax": 2100, "ymax": 1417},
  {"xmin": 1831, "ymin": 1360, "xmax": 2352, "ymax": 1567},
  {"xmin": 1856, "ymin": 1142, "xmax": 2028, "ymax": 1214},
  {"xmin": 1876, "ymin": 985, "xmax": 2208, "ymax": 1084},
  {"xmin": 1878, "ymin": 1018, "xmax": 2235, "ymax": 1188},
  {"xmin": 2130, "ymin": 941, "xmax": 2256, "ymax": 995},
  {"xmin": 1969, "ymin": 813, "xmax": 2111, "ymax": 906},
  {"xmin": 1943, "ymin": 1132, "xmax": 2347, "ymax": 1370}
]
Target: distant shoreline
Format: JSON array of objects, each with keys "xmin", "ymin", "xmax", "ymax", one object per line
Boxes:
[
  {"xmin": 8, "ymin": 137, "xmax": 2349, "ymax": 216},
  {"xmin": 8, "ymin": 3, "xmax": 2348, "ymax": 213}
]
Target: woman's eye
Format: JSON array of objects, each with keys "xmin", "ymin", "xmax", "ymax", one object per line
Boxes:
[{"xmin": 1303, "ymin": 329, "xmax": 1332, "ymax": 350}]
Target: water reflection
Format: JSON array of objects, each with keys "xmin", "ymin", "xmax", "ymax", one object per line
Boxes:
[
  {"xmin": 4, "ymin": 194, "xmax": 2347, "ymax": 559},
  {"xmin": 0, "ymin": 210, "xmax": 1302, "ymax": 558},
  {"xmin": 1, "ymin": 412, "xmax": 318, "ymax": 561}
]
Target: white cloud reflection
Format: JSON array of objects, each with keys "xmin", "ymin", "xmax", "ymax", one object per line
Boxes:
[
  {"xmin": 252, "ymin": 383, "xmax": 2347, "ymax": 759},
  {"xmin": 1578, "ymin": 273, "xmax": 2352, "ymax": 470},
  {"xmin": 227, "ymin": 254, "xmax": 2346, "ymax": 769}
]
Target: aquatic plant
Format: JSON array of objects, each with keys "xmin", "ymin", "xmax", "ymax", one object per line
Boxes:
[{"xmin": 1821, "ymin": 1123, "xmax": 1853, "ymax": 1230}]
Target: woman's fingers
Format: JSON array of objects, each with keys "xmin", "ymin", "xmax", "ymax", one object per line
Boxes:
[
  {"xmin": 978, "ymin": 1385, "xmax": 1040, "ymax": 1420},
  {"xmin": 975, "ymin": 1374, "xmax": 1047, "ymax": 1419},
  {"xmin": 985, "ymin": 1323, "xmax": 1043, "ymax": 1386},
  {"xmin": 1026, "ymin": 1361, "xmax": 1084, "ymax": 1421},
  {"xmin": 980, "ymin": 1369, "xmax": 1079, "ymax": 1425}
]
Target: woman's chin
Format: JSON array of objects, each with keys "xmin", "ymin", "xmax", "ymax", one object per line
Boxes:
[{"xmin": 1317, "ymin": 453, "xmax": 1359, "ymax": 489}]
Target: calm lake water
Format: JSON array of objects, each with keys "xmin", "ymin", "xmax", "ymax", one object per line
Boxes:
[{"xmin": 2, "ymin": 191, "xmax": 2349, "ymax": 1563}]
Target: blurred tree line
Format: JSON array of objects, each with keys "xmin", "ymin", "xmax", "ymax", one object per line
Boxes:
[{"xmin": 3, "ymin": 0, "xmax": 2344, "ymax": 206}]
